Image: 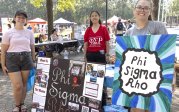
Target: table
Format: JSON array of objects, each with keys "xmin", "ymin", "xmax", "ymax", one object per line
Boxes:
[
  {"xmin": 35, "ymin": 40, "xmax": 78, "ymax": 56},
  {"xmin": 35, "ymin": 40, "xmax": 77, "ymax": 46}
]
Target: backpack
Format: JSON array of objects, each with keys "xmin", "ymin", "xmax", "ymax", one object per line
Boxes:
[{"xmin": 117, "ymin": 22, "xmax": 124, "ymax": 30}]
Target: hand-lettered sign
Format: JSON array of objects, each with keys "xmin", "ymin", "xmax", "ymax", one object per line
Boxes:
[{"xmin": 112, "ymin": 34, "xmax": 177, "ymax": 112}]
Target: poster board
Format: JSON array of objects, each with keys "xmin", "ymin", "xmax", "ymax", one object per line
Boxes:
[
  {"xmin": 112, "ymin": 34, "xmax": 176, "ymax": 112},
  {"xmin": 83, "ymin": 63, "xmax": 106, "ymax": 101},
  {"xmin": 31, "ymin": 57, "xmax": 51, "ymax": 112},
  {"xmin": 44, "ymin": 59, "xmax": 103, "ymax": 112}
]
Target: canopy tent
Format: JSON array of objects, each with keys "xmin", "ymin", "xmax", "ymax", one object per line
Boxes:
[
  {"xmin": 27, "ymin": 18, "xmax": 47, "ymax": 33},
  {"xmin": 53, "ymin": 18, "xmax": 74, "ymax": 25},
  {"xmin": 28, "ymin": 18, "xmax": 47, "ymax": 24},
  {"xmin": 107, "ymin": 15, "xmax": 126, "ymax": 24}
]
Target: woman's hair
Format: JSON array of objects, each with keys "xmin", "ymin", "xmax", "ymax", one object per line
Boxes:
[
  {"xmin": 135, "ymin": 0, "xmax": 153, "ymax": 20},
  {"xmin": 51, "ymin": 29, "xmax": 56, "ymax": 34},
  {"xmin": 7, "ymin": 24, "xmax": 11, "ymax": 28},
  {"xmin": 89, "ymin": 11, "xmax": 102, "ymax": 27}
]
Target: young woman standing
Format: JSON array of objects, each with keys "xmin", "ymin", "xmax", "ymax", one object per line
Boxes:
[
  {"xmin": 84, "ymin": 11, "xmax": 110, "ymax": 64},
  {"xmin": 1, "ymin": 10, "xmax": 35, "ymax": 112}
]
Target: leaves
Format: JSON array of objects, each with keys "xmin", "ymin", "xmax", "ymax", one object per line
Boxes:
[{"xmin": 29, "ymin": 0, "xmax": 45, "ymax": 8}]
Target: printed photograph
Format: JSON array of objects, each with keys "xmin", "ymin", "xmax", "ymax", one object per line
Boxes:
[
  {"xmin": 81, "ymin": 106, "xmax": 89, "ymax": 112},
  {"xmin": 68, "ymin": 102, "xmax": 79, "ymax": 111}
]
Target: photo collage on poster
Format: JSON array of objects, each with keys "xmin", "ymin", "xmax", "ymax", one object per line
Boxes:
[
  {"xmin": 31, "ymin": 57, "xmax": 51, "ymax": 112},
  {"xmin": 69, "ymin": 60, "xmax": 86, "ymax": 88},
  {"xmin": 31, "ymin": 58, "xmax": 106, "ymax": 112},
  {"xmin": 83, "ymin": 63, "xmax": 106, "ymax": 101}
]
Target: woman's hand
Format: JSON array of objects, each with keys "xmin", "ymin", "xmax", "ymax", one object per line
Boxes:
[
  {"xmin": 105, "ymin": 53, "xmax": 110, "ymax": 64},
  {"xmin": 175, "ymin": 63, "xmax": 179, "ymax": 73},
  {"xmin": 84, "ymin": 54, "xmax": 87, "ymax": 62},
  {"xmin": 172, "ymin": 84, "xmax": 176, "ymax": 93},
  {"xmin": 2, "ymin": 66, "xmax": 8, "ymax": 75}
]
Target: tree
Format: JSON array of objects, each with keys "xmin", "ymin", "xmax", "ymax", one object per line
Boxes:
[
  {"xmin": 152, "ymin": 0, "xmax": 159, "ymax": 20},
  {"xmin": 29, "ymin": 0, "xmax": 76, "ymax": 37},
  {"xmin": 46, "ymin": 0, "xmax": 53, "ymax": 39}
]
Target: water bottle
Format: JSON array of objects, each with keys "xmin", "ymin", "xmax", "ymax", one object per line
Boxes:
[{"xmin": 64, "ymin": 50, "xmax": 69, "ymax": 59}]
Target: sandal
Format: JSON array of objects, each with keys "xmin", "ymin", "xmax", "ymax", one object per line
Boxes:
[
  {"xmin": 21, "ymin": 103, "xmax": 27, "ymax": 112},
  {"xmin": 12, "ymin": 105, "xmax": 21, "ymax": 112}
]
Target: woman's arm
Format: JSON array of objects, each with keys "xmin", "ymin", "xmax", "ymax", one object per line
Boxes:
[
  {"xmin": 83, "ymin": 42, "xmax": 88, "ymax": 61},
  {"xmin": 105, "ymin": 41, "xmax": 109, "ymax": 55},
  {"xmin": 84, "ymin": 42, "xmax": 88, "ymax": 56},
  {"xmin": 31, "ymin": 44, "xmax": 36, "ymax": 62},
  {"xmin": 1, "ymin": 44, "xmax": 9, "ymax": 75}
]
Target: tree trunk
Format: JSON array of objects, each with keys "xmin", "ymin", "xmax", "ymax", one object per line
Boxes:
[
  {"xmin": 152, "ymin": 0, "xmax": 159, "ymax": 20},
  {"xmin": 46, "ymin": 0, "xmax": 53, "ymax": 40}
]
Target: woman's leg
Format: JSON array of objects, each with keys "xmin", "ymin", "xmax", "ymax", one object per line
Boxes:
[
  {"xmin": 8, "ymin": 72, "xmax": 23, "ymax": 106},
  {"xmin": 20, "ymin": 70, "xmax": 30, "ymax": 104}
]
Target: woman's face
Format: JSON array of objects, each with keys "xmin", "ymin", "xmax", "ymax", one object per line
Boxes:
[
  {"xmin": 133, "ymin": 0, "xmax": 151, "ymax": 21},
  {"xmin": 14, "ymin": 15, "xmax": 27, "ymax": 26},
  {"xmin": 90, "ymin": 12, "xmax": 100, "ymax": 24},
  {"xmin": 53, "ymin": 31, "xmax": 57, "ymax": 35}
]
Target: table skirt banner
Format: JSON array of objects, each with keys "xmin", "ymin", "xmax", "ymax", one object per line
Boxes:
[{"xmin": 112, "ymin": 34, "xmax": 177, "ymax": 112}]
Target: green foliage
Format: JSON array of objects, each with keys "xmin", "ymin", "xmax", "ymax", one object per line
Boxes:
[
  {"xmin": 56, "ymin": 0, "xmax": 76, "ymax": 12},
  {"xmin": 171, "ymin": 0, "xmax": 179, "ymax": 15},
  {"xmin": 29, "ymin": 0, "xmax": 76, "ymax": 12},
  {"xmin": 29, "ymin": 0, "xmax": 44, "ymax": 8}
]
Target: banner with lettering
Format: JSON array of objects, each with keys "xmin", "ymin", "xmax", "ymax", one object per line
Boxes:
[
  {"xmin": 112, "ymin": 34, "xmax": 177, "ymax": 112},
  {"xmin": 45, "ymin": 59, "xmax": 103, "ymax": 112},
  {"xmin": 32, "ymin": 57, "xmax": 51, "ymax": 112}
]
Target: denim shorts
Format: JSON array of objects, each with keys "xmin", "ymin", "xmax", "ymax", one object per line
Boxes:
[{"xmin": 6, "ymin": 52, "xmax": 34, "ymax": 73}]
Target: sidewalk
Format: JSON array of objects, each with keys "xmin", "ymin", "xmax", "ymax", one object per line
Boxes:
[{"xmin": 0, "ymin": 52, "xmax": 179, "ymax": 112}]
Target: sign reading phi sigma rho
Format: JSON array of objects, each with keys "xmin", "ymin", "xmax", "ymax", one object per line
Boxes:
[
  {"xmin": 112, "ymin": 34, "xmax": 177, "ymax": 112},
  {"xmin": 120, "ymin": 48, "xmax": 163, "ymax": 96},
  {"xmin": 45, "ymin": 58, "xmax": 102, "ymax": 112}
]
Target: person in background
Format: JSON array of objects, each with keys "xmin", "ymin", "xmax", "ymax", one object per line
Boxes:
[
  {"xmin": 115, "ymin": 18, "xmax": 125, "ymax": 36},
  {"xmin": 50, "ymin": 28, "xmax": 64, "ymax": 54},
  {"xmin": 1, "ymin": 10, "xmax": 35, "ymax": 112},
  {"xmin": 125, "ymin": 0, "xmax": 173, "ymax": 112},
  {"xmin": 7, "ymin": 24, "xmax": 12, "ymax": 29},
  {"xmin": 27, "ymin": 24, "xmax": 32, "ymax": 30},
  {"xmin": 84, "ymin": 10, "xmax": 110, "ymax": 64},
  {"xmin": 126, "ymin": 19, "xmax": 133, "ymax": 30}
]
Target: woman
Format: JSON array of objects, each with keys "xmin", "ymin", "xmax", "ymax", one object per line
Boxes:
[
  {"xmin": 125, "ymin": 0, "xmax": 174, "ymax": 112},
  {"xmin": 50, "ymin": 29, "xmax": 59, "ymax": 41},
  {"xmin": 50, "ymin": 29, "xmax": 64, "ymax": 54},
  {"xmin": 84, "ymin": 11, "xmax": 110, "ymax": 64},
  {"xmin": 1, "ymin": 10, "xmax": 35, "ymax": 112}
]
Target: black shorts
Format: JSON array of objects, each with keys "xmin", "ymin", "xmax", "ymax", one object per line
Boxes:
[
  {"xmin": 6, "ymin": 52, "xmax": 34, "ymax": 73},
  {"xmin": 86, "ymin": 51, "xmax": 106, "ymax": 64}
]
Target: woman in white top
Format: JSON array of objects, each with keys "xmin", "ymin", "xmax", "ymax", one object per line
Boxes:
[{"xmin": 1, "ymin": 10, "xmax": 35, "ymax": 112}]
